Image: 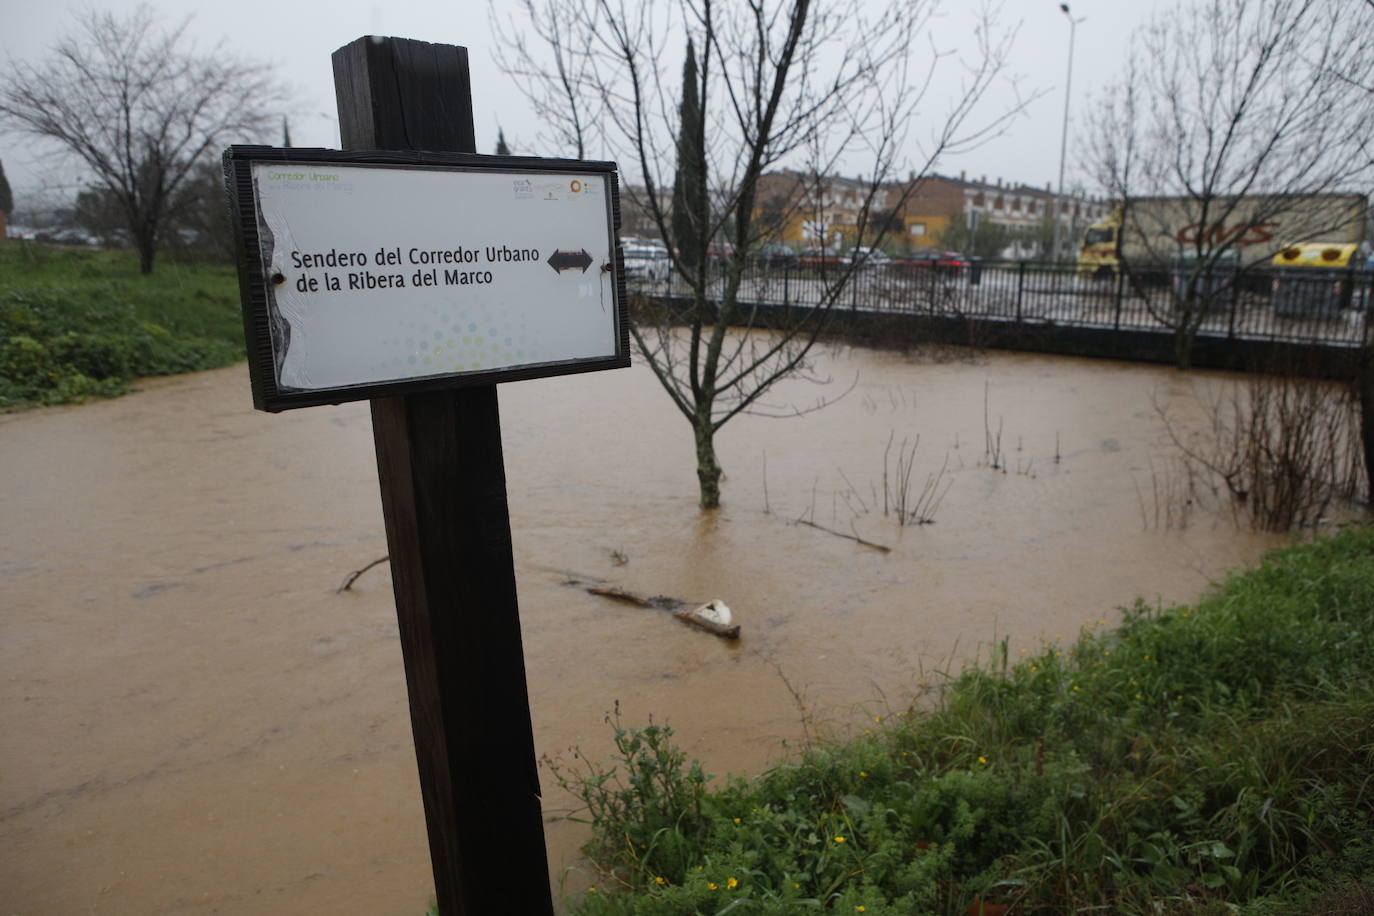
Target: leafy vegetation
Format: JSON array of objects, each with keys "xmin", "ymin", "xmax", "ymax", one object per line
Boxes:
[
  {"xmin": 0, "ymin": 241, "xmax": 244, "ymax": 408},
  {"xmin": 552, "ymin": 526, "xmax": 1374, "ymax": 914}
]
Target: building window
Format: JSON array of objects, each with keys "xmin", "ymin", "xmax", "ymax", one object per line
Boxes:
[{"xmin": 909, "ymin": 222, "xmax": 926, "ymax": 236}]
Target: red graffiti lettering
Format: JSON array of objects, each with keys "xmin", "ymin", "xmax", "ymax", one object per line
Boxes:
[{"xmin": 1175, "ymin": 221, "xmax": 1280, "ymax": 246}]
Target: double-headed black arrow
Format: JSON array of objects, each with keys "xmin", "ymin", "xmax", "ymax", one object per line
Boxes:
[{"xmin": 547, "ymin": 248, "xmax": 593, "ymax": 273}]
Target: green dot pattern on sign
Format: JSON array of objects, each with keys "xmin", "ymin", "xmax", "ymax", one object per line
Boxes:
[{"xmin": 369, "ymin": 302, "xmax": 531, "ymax": 378}]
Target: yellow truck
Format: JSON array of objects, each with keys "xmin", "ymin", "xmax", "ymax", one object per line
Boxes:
[{"xmin": 1077, "ymin": 193, "xmax": 1368, "ymax": 279}]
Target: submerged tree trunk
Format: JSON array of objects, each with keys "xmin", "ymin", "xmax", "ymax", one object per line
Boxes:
[{"xmin": 693, "ymin": 413, "xmax": 722, "ymax": 510}]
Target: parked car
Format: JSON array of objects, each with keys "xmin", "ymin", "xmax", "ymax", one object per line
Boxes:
[
  {"xmin": 621, "ymin": 242, "xmax": 671, "ymax": 283},
  {"xmin": 798, "ymin": 248, "xmax": 850, "ymax": 270},
  {"xmin": 847, "ymin": 246, "xmax": 891, "ymax": 269},
  {"xmin": 754, "ymin": 244, "xmax": 797, "ymax": 267},
  {"xmin": 890, "ymin": 249, "xmax": 968, "ymax": 277},
  {"xmin": 707, "ymin": 242, "xmax": 736, "ymax": 263}
]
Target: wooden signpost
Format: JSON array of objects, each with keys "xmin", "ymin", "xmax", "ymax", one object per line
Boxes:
[{"xmin": 224, "ymin": 36, "xmax": 628, "ymax": 915}]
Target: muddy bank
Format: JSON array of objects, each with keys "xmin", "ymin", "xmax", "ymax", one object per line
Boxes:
[{"xmin": 1, "ymin": 349, "xmax": 1296, "ymax": 913}]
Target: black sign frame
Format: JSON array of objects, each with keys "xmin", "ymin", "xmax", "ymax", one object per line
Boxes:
[{"xmin": 223, "ymin": 145, "xmax": 628, "ymax": 412}]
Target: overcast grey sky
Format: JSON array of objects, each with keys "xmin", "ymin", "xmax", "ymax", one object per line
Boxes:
[{"xmin": 1, "ymin": 0, "xmax": 1164, "ymax": 209}]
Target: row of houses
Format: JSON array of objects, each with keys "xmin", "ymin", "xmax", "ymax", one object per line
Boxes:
[{"xmin": 622, "ymin": 170, "xmax": 1111, "ymax": 260}]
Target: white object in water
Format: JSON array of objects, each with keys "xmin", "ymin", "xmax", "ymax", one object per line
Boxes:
[{"xmin": 693, "ymin": 599, "xmax": 733, "ymax": 626}]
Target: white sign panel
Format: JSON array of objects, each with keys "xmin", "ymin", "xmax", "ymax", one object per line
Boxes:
[{"xmin": 249, "ymin": 160, "xmax": 621, "ymax": 397}]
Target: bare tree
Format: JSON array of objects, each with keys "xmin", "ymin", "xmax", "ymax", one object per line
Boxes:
[
  {"xmin": 0, "ymin": 6, "xmax": 282, "ymax": 273},
  {"xmin": 1085, "ymin": 0, "xmax": 1374, "ymax": 369},
  {"xmin": 494, "ymin": 0, "xmax": 1027, "ymax": 508},
  {"xmin": 490, "ymin": 0, "xmax": 606, "ymax": 160}
]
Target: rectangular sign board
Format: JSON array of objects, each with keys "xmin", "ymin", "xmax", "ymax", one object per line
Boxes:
[{"xmin": 224, "ymin": 146, "xmax": 628, "ymax": 411}]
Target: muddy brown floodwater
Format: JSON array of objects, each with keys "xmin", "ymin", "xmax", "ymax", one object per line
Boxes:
[{"xmin": 2, "ymin": 346, "xmax": 1302, "ymax": 914}]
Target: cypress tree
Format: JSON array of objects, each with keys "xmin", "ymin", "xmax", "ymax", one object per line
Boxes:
[
  {"xmin": 0, "ymin": 157, "xmax": 12, "ymax": 217},
  {"xmin": 671, "ymin": 39, "xmax": 708, "ymax": 268},
  {"xmin": 496, "ymin": 128, "xmax": 512, "ymax": 156}
]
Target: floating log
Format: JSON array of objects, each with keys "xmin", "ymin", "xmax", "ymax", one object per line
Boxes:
[{"xmin": 576, "ymin": 581, "xmax": 740, "ymax": 639}]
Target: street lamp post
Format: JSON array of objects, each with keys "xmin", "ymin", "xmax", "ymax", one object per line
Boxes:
[{"xmin": 1051, "ymin": 3, "xmax": 1083, "ymax": 264}]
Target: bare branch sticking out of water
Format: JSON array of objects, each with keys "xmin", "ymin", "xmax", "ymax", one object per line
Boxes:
[
  {"xmin": 794, "ymin": 518, "xmax": 892, "ymax": 552},
  {"xmin": 908, "ymin": 452, "xmax": 953, "ymax": 525},
  {"xmin": 884, "ymin": 434, "xmax": 953, "ymax": 525},
  {"xmin": 338, "ymin": 555, "xmax": 388, "ymax": 593},
  {"xmin": 762, "ymin": 450, "xmax": 771, "ymax": 514},
  {"xmin": 984, "ymin": 381, "xmax": 1005, "ymax": 471}
]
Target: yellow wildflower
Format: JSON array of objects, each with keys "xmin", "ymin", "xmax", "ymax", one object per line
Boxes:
[
  {"xmin": 708, "ymin": 883, "xmax": 718, "ymax": 891},
  {"xmin": 834, "ymin": 835, "xmax": 846, "ymax": 844},
  {"xmin": 733, "ymin": 817, "xmax": 741, "ymax": 824},
  {"xmin": 655, "ymin": 876, "xmax": 666, "ymax": 886},
  {"xmin": 727, "ymin": 877, "xmax": 739, "ymax": 889},
  {"xmin": 978, "ymin": 755, "xmax": 988, "ymax": 765}
]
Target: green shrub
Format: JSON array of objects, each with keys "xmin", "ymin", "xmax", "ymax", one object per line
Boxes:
[{"xmin": 0, "ymin": 241, "xmax": 244, "ymax": 408}]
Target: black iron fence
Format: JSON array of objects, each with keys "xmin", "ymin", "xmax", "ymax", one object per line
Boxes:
[{"xmin": 631, "ymin": 259, "xmax": 1374, "ymax": 354}]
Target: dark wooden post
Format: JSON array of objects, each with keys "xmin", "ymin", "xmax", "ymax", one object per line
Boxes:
[{"xmin": 332, "ymin": 37, "xmax": 555, "ymax": 915}]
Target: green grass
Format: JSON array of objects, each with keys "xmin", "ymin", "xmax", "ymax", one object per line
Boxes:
[
  {"xmin": 551, "ymin": 526, "xmax": 1374, "ymax": 915},
  {"xmin": 0, "ymin": 240, "xmax": 244, "ymax": 408}
]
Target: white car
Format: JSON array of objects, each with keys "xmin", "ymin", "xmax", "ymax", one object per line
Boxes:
[
  {"xmin": 622, "ymin": 243, "xmax": 671, "ymax": 283},
  {"xmin": 848, "ymin": 246, "xmax": 890, "ymax": 269}
]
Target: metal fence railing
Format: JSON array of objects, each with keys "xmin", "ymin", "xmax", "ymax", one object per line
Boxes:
[{"xmin": 631, "ymin": 259, "xmax": 1374, "ymax": 351}]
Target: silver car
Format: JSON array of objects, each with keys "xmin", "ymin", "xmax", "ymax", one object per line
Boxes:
[{"xmin": 622, "ymin": 243, "xmax": 671, "ymax": 283}]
